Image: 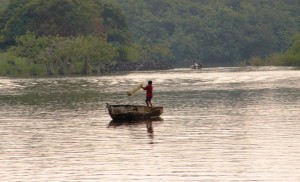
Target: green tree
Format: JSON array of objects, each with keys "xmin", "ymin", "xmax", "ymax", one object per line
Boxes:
[
  {"xmin": 8, "ymin": 33, "xmax": 119, "ymax": 76},
  {"xmin": 113, "ymin": 0, "xmax": 300, "ymax": 67},
  {"xmin": 0, "ymin": 0, "xmax": 129, "ymax": 48},
  {"xmin": 282, "ymin": 35, "xmax": 300, "ymax": 66}
]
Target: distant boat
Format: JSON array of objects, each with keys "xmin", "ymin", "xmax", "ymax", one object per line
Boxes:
[
  {"xmin": 190, "ymin": 62, "xmax": 203, "ymax": 69},
  {"xmin": 106, "ymin": 103, "xmax": 163, "ymax": 120}
]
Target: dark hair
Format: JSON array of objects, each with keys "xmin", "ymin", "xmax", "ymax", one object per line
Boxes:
[{"xmin": 148, "ymin": 80, "xmax": 152, "ymax": 85}]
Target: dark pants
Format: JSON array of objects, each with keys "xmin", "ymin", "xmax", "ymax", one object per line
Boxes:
[{"xmin": 146, "ymin": 96, "xmax": 152, "ymax": 102}]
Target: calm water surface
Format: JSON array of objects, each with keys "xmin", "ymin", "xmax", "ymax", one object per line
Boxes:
[{"xmin": 0, "ymin": 67, "xmax": 300, "ymax": 181}]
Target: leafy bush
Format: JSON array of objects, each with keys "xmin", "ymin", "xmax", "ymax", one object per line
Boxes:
[
  {"xmin": 282, "ymin": 35, "xmax": 300, "ymax": 66},
  {"xmin": 0, "ymin": 52, "xmax": 29, "ymax": 76},
  {"xmin": 6, "ymin": 33, "xmax": 119, "ymax": 76}
]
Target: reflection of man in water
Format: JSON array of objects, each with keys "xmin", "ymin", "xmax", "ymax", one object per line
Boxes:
[{"xmin": 147, "ymin": 121, "xmax": 154, "ymax": 138}]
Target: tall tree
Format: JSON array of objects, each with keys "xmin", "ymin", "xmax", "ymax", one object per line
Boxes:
[{"xmin": 0, "ymin": 0, "xmax": 129, "ymax": 48}]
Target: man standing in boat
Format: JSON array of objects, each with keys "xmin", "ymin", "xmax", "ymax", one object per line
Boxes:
[{"xmin": 142, "ymin": 80, "xmax": 153, "ymax": 107}]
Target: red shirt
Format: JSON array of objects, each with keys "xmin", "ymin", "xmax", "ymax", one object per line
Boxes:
[{"xmin": 144, "ymin": 85, "xmax": 153, "ymax": 97}]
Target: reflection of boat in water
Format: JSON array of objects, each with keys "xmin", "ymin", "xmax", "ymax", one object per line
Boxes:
[
  {"xmin": 106, "ymin": 103, "xmax": 163, "ymax": 120},
  {"xmin": 108, "ymin": 118, "xmax": 162, "ymax": 142},
  {"xmin": 108, "ymin": 117, "xmax": 163, "ymax": 127}
]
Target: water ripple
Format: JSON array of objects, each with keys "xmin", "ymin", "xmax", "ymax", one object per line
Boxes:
[{"xmin": 1, "ymin": 67, "xmax": 300, "ymax": 181}]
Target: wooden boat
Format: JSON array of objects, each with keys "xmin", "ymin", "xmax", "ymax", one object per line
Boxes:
[{"xmin": 106, "ymin": 103, "xmax": 163, "ymax": 120}]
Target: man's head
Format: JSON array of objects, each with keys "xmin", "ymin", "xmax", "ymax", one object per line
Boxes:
[{"xmin": 148, "ymin": 80, "xmax": 152, "ymax": 85}]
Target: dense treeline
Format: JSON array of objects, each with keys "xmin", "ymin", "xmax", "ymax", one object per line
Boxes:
[
  {"xmin": 0, "ymin": 0, "xmax": 300, "ymax": 76},
  {"xmin": 113, "ymin": 0, "xmax": 300, "ymax": 67},
  {"xmin": 247, "ymin": 35, "xmax": 300, "ymax": 67},
  {"xmin": 0, "ymin": 0, "xmax": 130, "ymax": 44},
  {"xmin": 0, "ymin": 0, "xmax": 145, "ymax": 76}
]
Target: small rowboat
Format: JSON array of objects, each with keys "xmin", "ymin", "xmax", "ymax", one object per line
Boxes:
[{"xmin": 106, "ymin": 103, "xmax": 163, "ymax": 120}]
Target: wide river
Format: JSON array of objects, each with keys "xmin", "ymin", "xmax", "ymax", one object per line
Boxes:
[{"xmin": 0, "ymin": 67, "xmax": 300, "ymax": 181}]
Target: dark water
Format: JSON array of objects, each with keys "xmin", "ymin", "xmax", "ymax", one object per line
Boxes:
[{"xmin": 1, "ymin": 67, "xmax": 300, "ymax": 181}]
